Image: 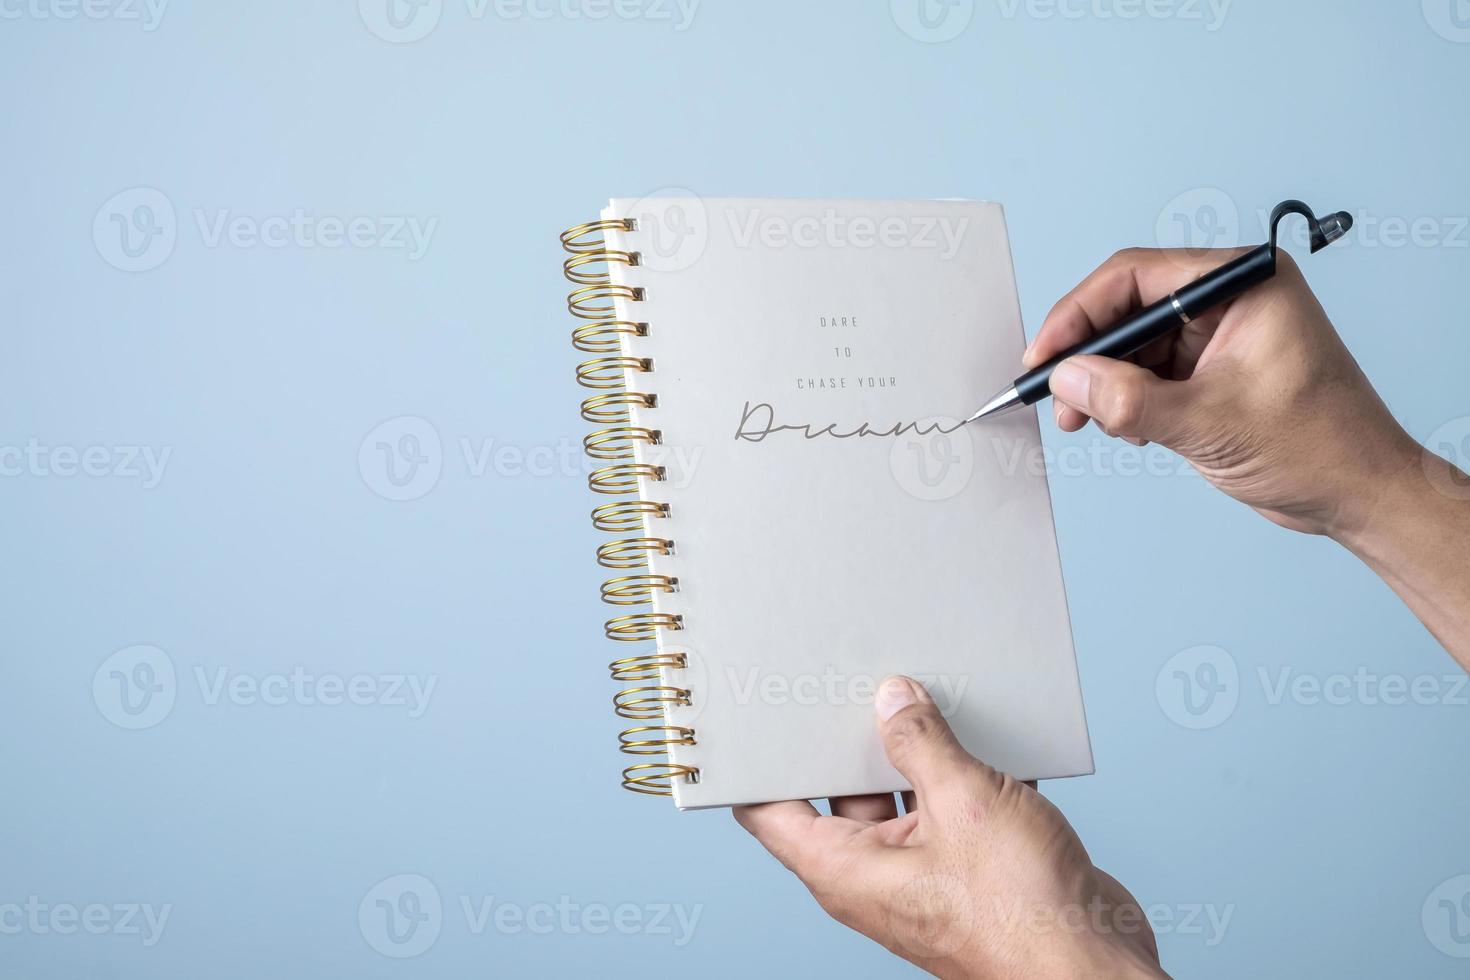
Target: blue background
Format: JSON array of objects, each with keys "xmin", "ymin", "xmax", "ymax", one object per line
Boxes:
[{"xmin": 3, "ymin": 0, "xmax": 1469, "ymax": 976}]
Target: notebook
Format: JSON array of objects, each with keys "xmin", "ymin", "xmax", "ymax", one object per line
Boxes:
[{"xmin": 560, "ymin": 198, "xmax": 1092, "ymax": 809}]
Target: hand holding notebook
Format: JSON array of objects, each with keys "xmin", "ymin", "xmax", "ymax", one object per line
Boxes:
[{"xmin": 735, "ymin": 675, "xmax": 1168, "ymax": 980}]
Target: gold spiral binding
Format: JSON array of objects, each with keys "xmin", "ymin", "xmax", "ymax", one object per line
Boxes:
[
  {"xmin": 596, "ymin": 536, "xmax": 674, "ymax": 569},
  {"xmin": 622, "ymin": 762, "xmax": 700, "ymax": 796},
  {"xmin": 591, "ymin": 500, "xmax": 669, "ymax": 533},
  {"xmin": 576, "ymin": 356, "xmax": 652, "ymax": 390},
  {"xmin": 601, "ymin": 573, "xmax": 678, "ymax": 605},
  {"xmin": 614, "ymin": 685, "xmax": 692, "ymax": 720},
  {"xmin": 605, "ymin": 612, "xmax": 684, "ymax": 642},
  {"xmin": 583, "ymin": 426, "xmax": 661, "ymax": 461},
  {"xmin": 561, "ymin": 217, "xmax": 635, "ymax": 254},
  {"xmin": 564, "ymin": 214, "xmax": 699, "ymax": 798},
  {"xmin": 619, "ymin": 725, "xmax": 696, "ymax": 755},
  {"xmin": 609, "ymin": 652, "xmax": 687, "ymax": 682},
  {"xmin": 573, "ymin": 320, "xmax": 648, "ymax": 354},
  {"xmin": 564, "ymin": 250, "xmax": 641, "ymax": 286},
  {"xmin": 568, "ymin": 283, "xmax": 644, "ymax": 320},
  {"xmin": 588, "ymin": 463, "xmax": 663, "ymax": 495},
  {"xmin": 581, "ymin": 391, "xmax": 656, "ymax": 425}
]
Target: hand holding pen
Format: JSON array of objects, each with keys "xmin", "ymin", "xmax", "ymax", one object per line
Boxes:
[
  {"xmin": 969, "ymin": 201, "xmax": 1353, "ymax": 423},
  {"xmin": 1011, "ymin": 240, "xmax": 1470, "ymax": 669},
  {"xmin": 1019, "ymin": 241, "xmax": 1416, "ymax": 539}
]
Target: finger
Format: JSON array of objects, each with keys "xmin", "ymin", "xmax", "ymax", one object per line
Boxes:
[
  {"xmin": 1023, "ymin": 247, "xmax": 1246, "ymax": 371},
  {"xmin": 1055, "ymin": 349, "xmax": 1164, "ymax": 430},
  {"xmin": 734, "ymin": 801, "xmax": 865, "ymax": 877},
  {"xmin": 870, "ymin": 810, "xmax": 921, "ymax": 847},
  {"xmin": 1133, "ymin": 333, "xmax": 1179, "ymax": 373},
  {"xmin": 1049, "ymin": 355, "xmax": 1194, "ymax": 447},
  {"xmin": 830, "ymin": 793, "xmax": 899, "ymax": 823},
  {"xmin": 1024, "ymin": 266, "xmax": 1140, "ymax": 369},
  {"xmin": 875, "ymin": 676, "xmax": 980, "ymax": 802},
  {"xmin": 1170, "ymin": 317, "xmax": 1220, "ymax": 378},
  {"xmin": 1054, "ymin": 402, "xmax": 1090, "ymax": 432},
  {"xmin": 735, "ymin": 800, "xmax": 819, "ymax": 849}
]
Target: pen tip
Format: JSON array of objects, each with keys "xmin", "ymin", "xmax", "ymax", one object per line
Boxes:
[{"xmin": 966, "ymin": 385, "xmax": 1024, "ymax": 423}]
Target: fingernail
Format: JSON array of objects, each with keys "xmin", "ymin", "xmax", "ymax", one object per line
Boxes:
[
  {"xmin": 1021, "ymin": 337, "xmax": 1038, "ymax": 367},
  {"xmin": 1053, "ymin": 399, "xmax": 1064, "ymax": 425},
  {"xmin": 870, "ymin": 681, "xmax": 929, "ymax": 719},
  {"xmin": 876, "ymin": 676, "xmax": 924, "ymax": 720},
  {"xmin": 1049, "ymin": 360, "xmax": 1091, "ymax": 412}
]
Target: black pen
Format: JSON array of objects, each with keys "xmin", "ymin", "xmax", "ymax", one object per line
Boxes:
[{"xmin": 966, "ymin": 199, "xmax": 1354, "ymax": 423}]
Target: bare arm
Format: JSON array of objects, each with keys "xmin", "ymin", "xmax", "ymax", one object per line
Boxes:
[{"xmin": 1334, "ymin": 454, "xmax": 1470, "ymax": 669}]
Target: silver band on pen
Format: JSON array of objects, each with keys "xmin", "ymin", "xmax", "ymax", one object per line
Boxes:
[{"xmin": 1170, "ymin": 292, "xmax": 1192, "ymax": 325}]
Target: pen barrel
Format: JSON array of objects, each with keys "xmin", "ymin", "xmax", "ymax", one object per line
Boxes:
[
  {"xmin": 1014, "ymin": 295, "xmax": 1184, "ymax": 405},
  {"xmin": 1013, "ymin": 243, "xmax": 1277, "ymax": 406},
  {"xmin": 1171, "ymin": 243, "xmax": 1276, "ymax": 320}
]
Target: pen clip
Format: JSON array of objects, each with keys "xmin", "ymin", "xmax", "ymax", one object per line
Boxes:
[{"xmin": 1268, "ymin": 199, "xmax": 1354, "ymax": 254}]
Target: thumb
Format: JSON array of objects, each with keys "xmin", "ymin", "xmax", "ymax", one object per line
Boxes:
[
  {"xmin": 1048, "ymin": 354, "xmax": 1193, "ymax": 446},
  {"xmin": 875, "ymin": 676, "xmax": 979, "ymax": 801}
]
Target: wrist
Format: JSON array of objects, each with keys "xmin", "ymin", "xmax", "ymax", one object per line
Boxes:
[
  {"xmin": 1323, "ymin": 427, "xmax": 1424, "ymax": 546},
  {"xmin": 1325, "ymin": 437, "xmax": 1470, "ymax": 671},
  {"xmin": 947, "ymin": 933, "xmax": 1166, "ymax": 980},
  {"xmin": 1020, "ymin": 939, "xmax": 1166, "ymax": 980},
  {"xmin": 1331, "ymin": 443, "xmax": 1460, "ymax": 560}
]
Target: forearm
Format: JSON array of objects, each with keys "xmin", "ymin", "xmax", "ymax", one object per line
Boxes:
[{"xmin": 1335, "ymin": 451, "xmax": 1470, "ymax": 673}]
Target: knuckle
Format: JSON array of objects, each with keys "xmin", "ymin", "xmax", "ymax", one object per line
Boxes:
[
  {"xmin": 811, "ymin": 882, "xmax": 861, "ymax": 927},
  {"xmin": 961, "ymin": 764, "xmax": 1009, "ymax": 810},
  {"xmin": 989, "ymin": 769, "xmax": 1030, "ymax": 811},
  {"xmin": 886, "ymin": 709, "xmax": 946, "ymax": 761},
  {"xmin": 1041, "ymin": 298, "xmax": 1071, "ymax": 327},
  {"xmin": 753, "ymin": 834, "xmax": 802, "ymax": 874},
  {"xmin": 1103, "ymin": 379, "xmax": 1146, "ymax": 433}
]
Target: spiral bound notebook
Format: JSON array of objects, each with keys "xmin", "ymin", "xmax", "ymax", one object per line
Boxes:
[{"xmin": 560, "ymin": 198, "xmax": 1092, "ymax": 809}]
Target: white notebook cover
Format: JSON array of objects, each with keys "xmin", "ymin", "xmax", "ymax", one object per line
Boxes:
[{"xmin": 599, "ymin": 198, "xmax": 1092, "ymax": 809}]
